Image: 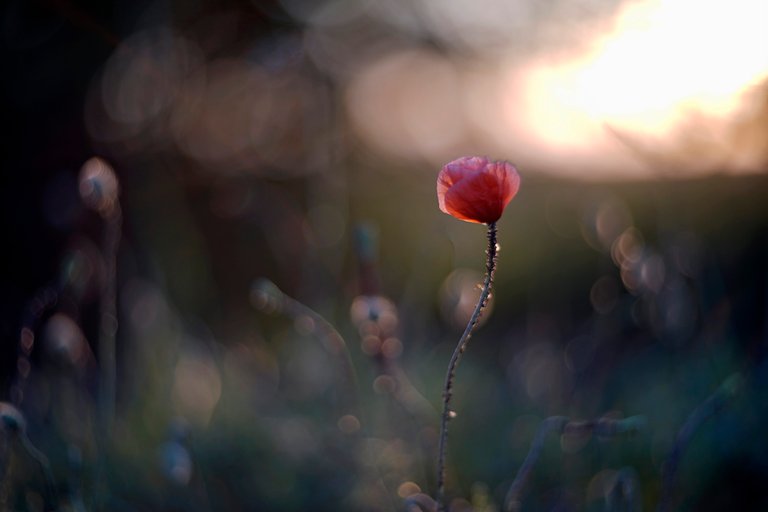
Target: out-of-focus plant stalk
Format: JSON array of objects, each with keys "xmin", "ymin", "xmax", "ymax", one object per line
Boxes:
[
  {"xmin": 78, "ymin": 156, "xmax": 122, "ymax": 510},
  {"xmin": 1, "ymin": 402, "xmax": 59, "ymax": 511},
  {"xmin": 98, "ymin": 204, "xmax": 121, "ymax": 436},
  {"xmin": 657, "ymin": 373, "xmax": 743, "ymax": 512},
  {"xmin": 251, "ymin": 279, "xmax": 361, "ymax": 420},
  {"xmin": 436, "ymin": 222, "xmax": 497, "ymax": 512},
  {"xmin": 11, "ymin": 287, "xmax": 59, "ymax": 406},
  {"xmin": 504, "ymin": 415, "xmax": 646, "ymax": 512}
]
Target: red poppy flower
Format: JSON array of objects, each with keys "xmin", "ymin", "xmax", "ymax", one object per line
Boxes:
[{"xmin": 437, "ymin": 156, "xmax": 520, "ymax": 224}]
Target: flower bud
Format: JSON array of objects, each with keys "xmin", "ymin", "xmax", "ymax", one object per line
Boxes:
[{"xmin": 79, "ymin": 157, "xmax": 120, "ymax": 216}]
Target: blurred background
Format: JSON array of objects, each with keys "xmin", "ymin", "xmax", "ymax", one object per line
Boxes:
[{"xmin": 1, "ymin": 0, "xmax": 767, "ymax": 510}]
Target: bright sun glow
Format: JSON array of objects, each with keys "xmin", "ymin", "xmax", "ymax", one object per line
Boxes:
[
  {"xmin": 345, "ymin": 0, "xmax": 767, "ymax": 178},
  {"xmin": 518, "ymin": 0, "xmax": 768, "ymax": 149}
]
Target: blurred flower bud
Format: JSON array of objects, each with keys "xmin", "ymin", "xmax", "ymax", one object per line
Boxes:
[
  {"xmin": 43, "ymin": 313, "xmax": 89, "ymax": 369},
  {"xmin": 172, "ymin": 352, "xmax": 222, "ymax": 427},
  {"xmin": 249, "ymin": 278, "xmax": 285, "ymax": 314},
  {"xmin": 354, "ymin": 223, "xmax": 378, "ymax": 263},
  {"xmin": 60, "ymin": 237, "xmax": 103, "ymax": 301},
  {"xmin": 78, "ymin": 157, "xmax": 120, "ymax": 216},
  {"xmin": 159, "ymin": 440, "xmax": 193, "ymax": 486},
  {"xmin": 349, "ymin": 295, "xmax": 398, "ymax": 335},
  {"xmin": 0, "ymin": 402, "xmax": 27, "ymax": 434}
]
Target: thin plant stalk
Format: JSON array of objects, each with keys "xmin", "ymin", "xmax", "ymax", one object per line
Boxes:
[
  {"xmin": 354, "ymin": 224, "xmax": 438, "ymax": 424},
  {"xmin": 78, "ymin": 157, "xmax": 122, "ymax": 510},
  {"xmin": 504, "ymin": 416, "xmax": 569, "ymax": 512},
  {"xmin": 436, "ymin": 222, "xmax": 497, "ymax": 512},
  {"xmin": 19, "ymin": 432, "xmax": 59, "ymax": 511},
  {"xmin": 504, "ymin": 415, "xmax": 646, "ymax": 512},
  {"xmin": 99, "ymin": 204, "xmax": 122, "ymax": 436},
  {"xmin": 11, "ymin": 287, "xmax": 59, "ymax": 406},
  {"xmin": 657, "ymin": 373, "xmax": 742, "ymax": 512},
  {"xmin": 282, "ymin": 294, "xmax": 362, "ymax": 419},
  {"xmin": 251, "ymin": 279, "xmax": 361, "ymax": 420},
  {"xmin": 1, "ymin": 403, "xmax": 59, "ymax": 511},
  {"xmin": 95, "ymin": 204, "xmax": 121, "ymax": 512}
]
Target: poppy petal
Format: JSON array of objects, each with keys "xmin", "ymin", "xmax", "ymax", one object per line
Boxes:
[{"xmin": 436, "ymin": 157, "xmax": 520, "ymax": 224}]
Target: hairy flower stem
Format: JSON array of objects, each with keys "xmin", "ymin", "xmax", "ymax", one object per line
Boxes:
[{"xmin": 436, "ymin": 222, "xmax": 497, "ymax": 512}]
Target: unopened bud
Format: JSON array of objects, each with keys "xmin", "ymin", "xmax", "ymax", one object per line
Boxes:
[
  {"xmin": 79, "ymin": 157, "xmax": 119, "ymax": 216},
  {"xmin": 0, "ymin": 402, "xmax": 27, "ymax": 434}
]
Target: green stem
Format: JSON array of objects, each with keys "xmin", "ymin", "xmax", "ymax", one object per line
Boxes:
[{"xmin": 436, "ymin": 222, "xmax": 497, "ymax": 512}]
